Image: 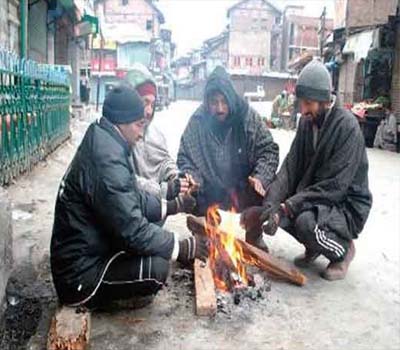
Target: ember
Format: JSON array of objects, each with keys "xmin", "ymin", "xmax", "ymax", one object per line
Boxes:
[{"xmin": 205, "ymin": 205, "xmax": 252, "ymax": 292}]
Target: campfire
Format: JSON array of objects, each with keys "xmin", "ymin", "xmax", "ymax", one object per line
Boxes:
[
  {"xmin": 205, "ymin": 205, "xmax": 252, "ymax": 292},
  {"xmin": 187, "ymin": 210, "xmax": 307, "ymax": 316}
]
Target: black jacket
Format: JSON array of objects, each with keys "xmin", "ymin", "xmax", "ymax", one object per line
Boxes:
[
  {"xmin": 50, "ymin": 117, "xmax": 175, "ymax": 305},
  {"xmin": 266, "ymin": 101, "xmax": 372, "ymax": 237},
  {"xmin": 177, "ymin": 67, "xmax": 279, "ymax": 214}
]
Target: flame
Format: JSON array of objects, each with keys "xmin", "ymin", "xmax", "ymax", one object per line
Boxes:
[{"xmin": 205, "ymin": 205, "xmax": 249, "ymax": 291}]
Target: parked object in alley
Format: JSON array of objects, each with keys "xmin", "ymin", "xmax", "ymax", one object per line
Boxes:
[
  {"xmin": 47, "ymin": 307, "xmax": 91, "ymax": 350},
  {"xmin": 244, "ymin": 85, "xmax": 265, "ymax": 101}
]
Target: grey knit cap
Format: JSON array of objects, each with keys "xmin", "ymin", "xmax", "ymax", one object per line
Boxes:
[{"xmin": 296, "ymin": 60, "xmax": 332, "ymax": 102}]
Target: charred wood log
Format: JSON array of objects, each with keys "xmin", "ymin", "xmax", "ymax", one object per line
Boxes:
[{"xmin": 187, "ymin": 215, "xmax": 307, "ymax": 286}]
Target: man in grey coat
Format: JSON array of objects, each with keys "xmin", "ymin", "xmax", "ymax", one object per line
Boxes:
[
  {"xmin": 241, "ymin": 60, "xmax": 373, "ymax": 281},
  {"xmin": 125, "ymin": 65, "xmax": 192, "ymax": 211}
]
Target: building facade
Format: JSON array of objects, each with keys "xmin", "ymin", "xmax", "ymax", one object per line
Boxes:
[
  {"xmin": 227, "ymin": 0, "xmax": 281, "ymax": 75},
  {"xmin": 91, "ymin": 0, "xmax": 174, "ymax": 104}
]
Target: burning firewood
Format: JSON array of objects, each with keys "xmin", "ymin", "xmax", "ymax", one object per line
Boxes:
[{"xmin": 187, "ymin": 215, "xmax": 307, "ymax": 287}]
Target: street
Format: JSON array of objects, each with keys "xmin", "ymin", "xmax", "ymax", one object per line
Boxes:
[{"xmin": 7, "ymin": 100, "xmax": 400, "ymax": 350}]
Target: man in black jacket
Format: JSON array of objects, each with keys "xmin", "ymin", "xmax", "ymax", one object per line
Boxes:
[
  {"xmin": 50, "ymin": 86, "xmax": 208, "ymax": 308},
  {"xmin": 241, "ymin": 60, "xmax": 372, "ymax": 281},
  {"xmin": 177, "ymin": 66, "xmax": 279, "ymax": 252}
]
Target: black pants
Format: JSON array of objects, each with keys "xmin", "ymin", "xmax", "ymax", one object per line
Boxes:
[
  {"xmin": 84, "ymin": 253, "xmax": 169, "ymax": 309},
  {"xmin": 280, "ymin": 205, "xmax": 353, "ymax": 263}
]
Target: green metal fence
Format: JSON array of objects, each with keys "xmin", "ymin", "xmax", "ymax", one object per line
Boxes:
[{"xmin": 0, "ymin": 49, "xmax": 71, "ymax": 186}]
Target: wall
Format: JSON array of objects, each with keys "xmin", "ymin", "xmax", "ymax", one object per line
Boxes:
[
  {"xmin": 338, "ymin": 57, "xmax": 357, "ymax": 104},
  {"xmin": 346, "ymin": 0, "xmax": 397, "ymax": 29},
  {"xmin": 0, "ymin": 0, "xmax": 20, "ymax": 53},
  {"xmin": 228, "ymin": 0, "xmax": 278, "ymax": 73},
  {"xmin": 104, "ymin": 0, "xmax": 160, "ymax": 39},
  {"xmin": 231, "ymin": 75, "xmax": 294, "ymax": 100},
  {"xmin": 176, "ymin": 75, "xmax": 294, "ymax": 102},
  {"xmin": 28, "ymin": 0, "xmax": 47, "ymax": 63},
  {"xmin": 334, "ymin": 0, "xmax": 347, "ymax": 29},
  {"xmin": 54, "ymin": 17, "xmax": 71, "ymax": 65},
  {"xmin": 117, "ymin": 42, "xmax": 151, "ymax": 68},
  {"xmin": 90, "ymin": 75, "xmax": 121, "ymax": 104},
  {"xmin": 391, "ymin": 22, "xmax": 400, "ymax": 122}
]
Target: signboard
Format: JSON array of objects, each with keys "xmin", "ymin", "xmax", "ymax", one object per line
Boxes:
[{"xmin": 92, "ymin": 37, "xmax": 117, "ymax": 50}]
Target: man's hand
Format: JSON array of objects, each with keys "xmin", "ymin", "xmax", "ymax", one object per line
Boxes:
[
  {"xmin": 179, "ymin": 177, "xmax": 190, "ymax": 194},
  {"xmin": 167, "ymin": 178, "xmax": 181, "ymax": 200},
  {"xmin": 248, "ymin": 176, "xmax": 266, "ymax": 197},
  {"xmin": 176, "ymin": 194, "xmax": 197, "ymax": 213},
  {"xmin": 177, "ymin": 173, "xmax": 199, "ymax": 195},
  {"xmin": 177, "ymin": 235, "xmax": 209, "ymax": 263},
  {"xmin": 167, "ymin": 176, "xmax": 192, "ymax": 200},
  {"xmin": 260, "ymin": 203, "xmax": 287, "ymax": 236},
  {"xmin": 240, "ymin": 206, "xmax": 264, "ymax": 232}
]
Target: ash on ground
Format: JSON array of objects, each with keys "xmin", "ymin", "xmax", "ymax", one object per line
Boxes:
[
  {"xmin": 0, "ymin": 260, "xmax": 57, "ymax": 350},
  {"xmin": 216, "ymin": 267, "xmax": 272, "ymax": 319}
]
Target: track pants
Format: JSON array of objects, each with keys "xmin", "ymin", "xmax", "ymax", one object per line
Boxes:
[
  {"xmin": 84, "ymin": 253, "xmax": 169, "ymax": 309},
  {"xmin": 280, "ymin": 204, "xmax": 354, "ymax": 263}
]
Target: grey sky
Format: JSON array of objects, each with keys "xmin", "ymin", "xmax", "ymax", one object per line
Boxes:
[{"xmin": 157, "ymin": 0, "xmax": 335, "ymax": 57}]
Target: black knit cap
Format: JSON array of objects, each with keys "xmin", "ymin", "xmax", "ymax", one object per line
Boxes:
[{"xmin": 102, "ymin": 84, "xmax": 144, "ymax": 124}]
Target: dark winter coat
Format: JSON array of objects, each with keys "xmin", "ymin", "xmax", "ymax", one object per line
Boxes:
[
  {"xmin": 177, "ymin": 67, "xmax": 279, "ymax": 214},
  {"xmin": 50, "ymin": 117, "xmax": 175, "ymax": 305},
  {"xmin": 266, "ymin": 101, "xmax": 372, "ymax": 238}
]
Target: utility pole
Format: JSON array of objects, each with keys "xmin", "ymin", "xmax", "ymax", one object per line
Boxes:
[
  {"xmin": 96, "ymin": 36, "xmax": 104, "ymax": 112},
  {"xmin": 319, "ymin": 6, "xmax": 327, "ymax": 59}
]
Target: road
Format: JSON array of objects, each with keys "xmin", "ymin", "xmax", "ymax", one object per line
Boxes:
[{"xmin": 6, "ymin": 100, "xmax": 400, "ymax": 350}]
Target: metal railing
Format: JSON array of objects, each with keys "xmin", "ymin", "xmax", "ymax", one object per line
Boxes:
[{"xmin": 0, "ymin": 49, "xmax": 71, "ymax": 186}]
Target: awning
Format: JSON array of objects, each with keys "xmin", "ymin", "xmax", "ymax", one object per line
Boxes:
[{"xmin": 342, "ymin": 29, "xmax": 379, "ymax": 61}]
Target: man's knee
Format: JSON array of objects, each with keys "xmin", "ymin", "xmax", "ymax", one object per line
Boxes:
[
  {"xmin": 293, "ymin": 210, "xmax": 316, "ymax": 243},
  {"xmin": 150, "ymin": 256, "xmax": 170, "ymax": 284}
]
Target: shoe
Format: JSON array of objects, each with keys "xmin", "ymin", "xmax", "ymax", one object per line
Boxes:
[
  {"xmin": 294, "ymin": 249, "xmax": 321, "ymax": 268},
  {"xmin": 321, "ymin": 241, "xmax": 355, "ymax": 281},
  {"xmin": 246, "ymin": 231, "xmax": 269, "ymax": 253}
]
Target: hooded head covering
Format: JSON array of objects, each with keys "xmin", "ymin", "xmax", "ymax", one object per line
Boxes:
[
  {"xmin": 124, "ymin": 63, "xmax": 157, "ymax": 124},
  {"xmin": 203, "ymin": 66, "xmax": 249, "ymax": 136},
  {"xmin": 125, "ymin": 63, "xmax": 157, "ymax": 92}
]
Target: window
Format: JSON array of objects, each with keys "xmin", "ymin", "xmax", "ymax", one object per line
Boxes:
[
  {"xmin": 249, "ymin": 57, "xmax": 253, "ymax": 66},
  {"xmin": 146, "ymin": 20, "xmax": 153, "ymax": 31},
  {"xmin": 121, "ymin": 0, "xmax": 128, "ymax": 5},
  {"xmin": 233, "ymin": 56, "xmax": 242, "ymax": 67}
]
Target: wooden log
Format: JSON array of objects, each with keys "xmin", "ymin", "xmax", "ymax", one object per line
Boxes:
[
  {"xmin": 187, "ymin": 215, "xmax": 307, "ymax": 286},
  {"xmin": 194, "ymin": 259, "xmax": 217, "ymax": 317},
  {"xmin": 47, "ymin": 306, "xmax": 91, "ymax": 350}
]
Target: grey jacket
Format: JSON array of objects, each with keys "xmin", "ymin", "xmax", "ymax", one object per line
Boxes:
[{"xmin": 133, "ymin": 123, "xmax": 178, "ymax": 199}]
